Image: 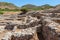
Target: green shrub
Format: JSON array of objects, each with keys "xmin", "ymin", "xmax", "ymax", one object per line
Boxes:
[
  {"xmin": 0, "ymin": 8, "xmax": 20, "ymax": 11},
  {"xmin": 20, "ymin": 8, "xmax": 28, "ymax": 13},
  {"xmin": 0, "ymin": 11, "xmax": 3, "ymax": 14}
]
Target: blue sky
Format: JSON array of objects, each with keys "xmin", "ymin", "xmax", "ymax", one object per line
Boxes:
[{"xmin": 0, "ymin": 0, "xmax": 60, "ymax": 7}]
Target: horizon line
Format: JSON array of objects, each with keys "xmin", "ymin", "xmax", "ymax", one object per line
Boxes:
[{"xmin": 0, "ymin": 2, "xmax": 60, "ymax": 7}]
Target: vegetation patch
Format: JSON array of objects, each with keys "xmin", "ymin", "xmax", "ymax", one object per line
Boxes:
[{"xmin": 0, "ymin": 11, "xmax": 4, "ymax": 14}]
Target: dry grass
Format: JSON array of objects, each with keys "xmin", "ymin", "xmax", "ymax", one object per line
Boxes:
[{"xmin": 3, "ymin": 11, "xmax": 22, "ymax": 15}]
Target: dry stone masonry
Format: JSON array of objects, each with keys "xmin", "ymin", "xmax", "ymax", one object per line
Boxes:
[{"xmin": 0, "ymin": 11, "xmax": 60, "ymax": 40}]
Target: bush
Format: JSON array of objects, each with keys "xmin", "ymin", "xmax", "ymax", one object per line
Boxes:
[
  {"xmin": 20, "ymin": 8, "xmax": 28, "ymax": 13},
  {"xmin": 19, "ymin": 8, "xmax": 28, "ymax": 15},
  {"xmin": 0, "ymin": 11, "xmax": 3, "ymax": 14},
  {"xmin": 0, "ymin": 8, "xmax": 20, "ymax": 11}
]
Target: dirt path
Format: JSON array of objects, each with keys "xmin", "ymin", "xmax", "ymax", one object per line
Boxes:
[
  {"xmin": 0, "ymin": 31, "xmax": 6, "ymax": 40},
  {"xmin": 0, "ymin": 31, "xmax": 10, "ymax": 40}
]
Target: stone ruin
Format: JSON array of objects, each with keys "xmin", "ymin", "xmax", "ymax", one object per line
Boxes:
[{"xmin": 0, "ymin": 11, "xmax": 60, "ymax": 40}]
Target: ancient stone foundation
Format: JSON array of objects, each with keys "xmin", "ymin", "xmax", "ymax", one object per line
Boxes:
[{"xmin": 0, "ymin": 11, "xmax": 60, "ymax": 40}]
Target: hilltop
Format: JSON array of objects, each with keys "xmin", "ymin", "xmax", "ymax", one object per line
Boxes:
[
  {"xmin": 41, "ymin": 4, "xmax": 60, "ymax": 13},
  {"xmin": 0, "ymin": 2, "xmax": 21, "ymax": 15},
  {"xmin": 21, "ymin": 4, "xmax": 60, "ymax": 13},
  {"xmin": 0, "ymin": 2, "xmax": 19, "ymax": 9},
  {"xmin": 21, "ymin": 4, "xmax": 53, "ymax": 10}
]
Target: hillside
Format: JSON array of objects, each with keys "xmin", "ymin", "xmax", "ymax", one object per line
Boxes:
[
  {"xmin": 0, "ymin": 2, "xmax": 19, "ymax": 9},
  {"xmin": 0, "ymin": 2, "xmax": 60, "ymax": 13},
  {"xmin": 21, "ymin": 4, "xmax": 53, "ymax": 10},
  {"xmin": 41, "ymin": 4, "xmax": 60, "ymax": 13},
  {"xmin": 0, "ymin": 2, "xmax": 21, "ymax": 15},
  {"xmin": 22, "ymin": 4, "xmax": 37, "ymax": 9}
]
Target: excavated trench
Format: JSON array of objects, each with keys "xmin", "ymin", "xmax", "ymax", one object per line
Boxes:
[
  {"xmin": 36, "ymin": 16, "xmax": 46, "ymax": 40},
  {"xmin": 37, "ymin": 26, "xmax": 45, "ymax": 40},
  {"xmin": 37, "ymin": 31, "xmax": 44, "ymax": 40},
  {"xmin": 36, "ymin": 20, "xmax": 45, "ymax": 40}
]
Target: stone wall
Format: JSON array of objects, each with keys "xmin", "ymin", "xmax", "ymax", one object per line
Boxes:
[
  {"xmin": 42, "ymin": 19, "xmax": 60, "ymax": 40},
  {"xmin": 2, "ymin": 27, "xmax": 39, "ymax": 40}
]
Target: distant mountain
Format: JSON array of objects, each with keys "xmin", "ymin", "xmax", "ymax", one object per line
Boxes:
[
  {"xmin": 0, "ymin": 2, "xmax": 19, "ymax": 9},
  {"xmin": 1, "ymin": 2, "xmax": 60, "ymax": 12},
  {"xmin": 41, "ymin": 4, "xmax": 60, "ymax": 13},
  {"xmin": 22, "ymin": 4, "xmax": 37, "ymax": 9},
  {"xmin": 21, "ymin": 4, "xmax": 53, "ymax": 10}
]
